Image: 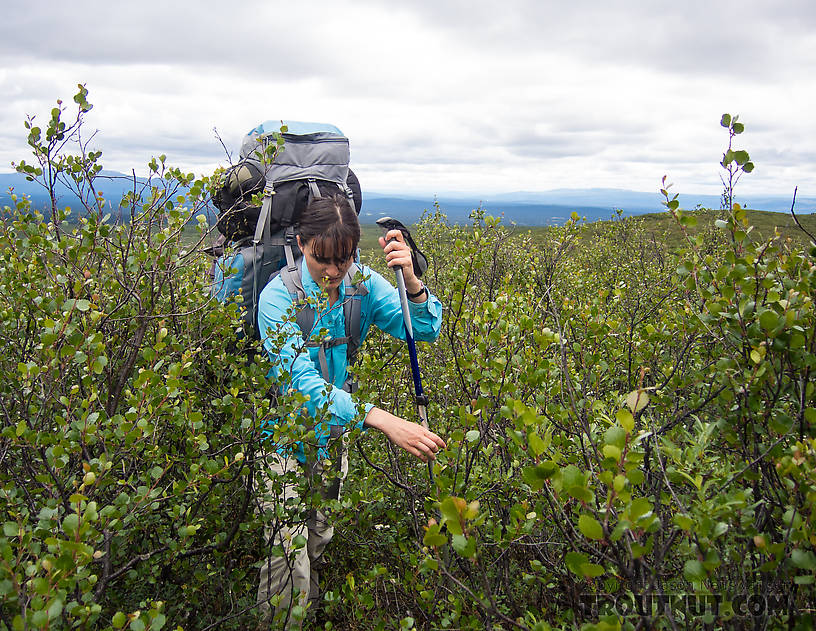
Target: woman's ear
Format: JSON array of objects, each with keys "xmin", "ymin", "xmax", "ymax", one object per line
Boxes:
[{"xmin": 296, "ymin": 234, "xmax": 304, "ymax": 250}]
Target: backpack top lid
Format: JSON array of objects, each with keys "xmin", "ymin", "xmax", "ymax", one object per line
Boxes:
[
  {"xmin": 246, "ymin": 120, "xmax": 345, "ymax": 137},
  {"xmin": 241, "ymin": 120, "xmax": 347, "ymax": 159},
  {"xmin": 239, "ymin": 120, "xmax": 351, "ymax": 187}
]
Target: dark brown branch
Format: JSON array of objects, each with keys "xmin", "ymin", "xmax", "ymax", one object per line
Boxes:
[
  {"xmin": 105, "ymin": 317, "xmax": 148, "ymax": 417},
  {"xmin": 789, "ymin": 187, "xmax": 816, "ymax": 243}
]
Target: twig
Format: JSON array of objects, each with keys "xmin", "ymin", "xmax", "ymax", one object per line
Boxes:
[
  {"xmin": 214, "ymin": 127, "xmax": 234, "ymax": 165},
  {"xmin": 788, "ymin": 187, "xmax": 816, "ymax": 243},
  {"xmin": 356, "ymin": 441, "xmax": 413, "ymax": 492}
]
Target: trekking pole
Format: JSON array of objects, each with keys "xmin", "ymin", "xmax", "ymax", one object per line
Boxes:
[{"xmin": 376, "ymin": 217, "xmax": 435, "ymax": 485}]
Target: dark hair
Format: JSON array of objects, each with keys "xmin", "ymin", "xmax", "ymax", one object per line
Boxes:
[{"xmin": 298, "ymin": 193, "xmax": 360, "ymax": 265}]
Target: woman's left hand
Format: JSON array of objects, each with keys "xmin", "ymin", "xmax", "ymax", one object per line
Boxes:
[{"xmin": 378, "ymin": 229, "xmax": 422, "ymax": 294}]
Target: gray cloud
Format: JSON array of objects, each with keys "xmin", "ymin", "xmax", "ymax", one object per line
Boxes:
[
  {"xmin": 1, "ymin": 1, "xmax": 814, "ymax": 197},
  {"xmin": 386, "ymin": 0, "xmax": 816, "ymax": 81}
]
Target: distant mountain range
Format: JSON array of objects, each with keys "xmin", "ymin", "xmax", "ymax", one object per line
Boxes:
[
  {"xmin": 1, "ymin": 172, "xmax": 812, "ymax": 226},
  {"xmin": 362, "ymin": 189, "xmax": 814, "ymax": 226}
]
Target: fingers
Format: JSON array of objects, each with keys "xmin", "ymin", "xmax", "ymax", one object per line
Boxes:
[
  {"xmin": 402, "ymin": 426, "xmax": 446, "ymax": 462},
  {"xmin": 369, "ymin": 407, "xmax": 446, "ymax": 463},
  {"xmin": 378, "ymin": 229, "xmax": 404, "ymax": 250},
  {"xmin": 379, "ymin": 231, "xmax": 413, "ymax": 270}
]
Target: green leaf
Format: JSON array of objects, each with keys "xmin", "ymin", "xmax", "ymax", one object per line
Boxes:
[
  {"xmin": 47, "ymin": 598, "xmax": 63, "ymax": 620},
  {"xmin": 578, "ymin": 514, "xmax": 604, "ymax": 540},
  {"xmin": 616, "ymin": 409, "xmax": 634, "ymax": 434},
  {"xmin": 734, "ymin": 150, "xmax": 750, "ymax": 165},
  {"xmin": 92, "ymin": 356, "xmax": 108, "ymax": 374},
  {"xmin": 561, "ymin": 465, "xmax": 585, "ymax": 489},
  {"xmin": 112, "ymin": 612, "xmax": 127, "ymax": 628},
  {"xmin": 562, "ymin": 465, "xmax": 593, "ymax": 502},
  {"xmin": 673, "ymin": 514, "xmax": 693, "ymax": 531},
  {"xmin": 422, "ymin": 523, "xmax": 447, "ymax": 547},
  {"xmin": 791, "ymin": 548, "xmax": 816, "ymax": 570},
  {"xmin": 626, "ymin": 466, "xmax": 648, "ymax": 486},
  {"xmin": 604, "ymin": 426, "xmax": 626, "ymax": 449},
  {"xmin": 565, "ymin": 551, "xmax": 589, "ymax": 576},
  {"xmin": 684, "ymin": 559, "xmax": 706, "ymax": 581},
  {"xmin": 2, "ymin": 522, "xmax": 19, "ymax": 537},
  {"xmin": 439, "ymin": 497, "xmax": 464, "ymax": 536},
  {"xmin": 629, "ymin": 497, "xmax": 653, "ymax": 521},
  {"xmin": 580, "ymin": 562, "xmax": 605, "ymax": 578},
  {"xmin": 522, "ymin": 462, "xmax": 557, "ymax": 490},
  {"xmin": 76, "ymin": 299, "xmax": 90, "ymax": 312},
  {"xmin": 528, "ymin": 431, "xmax": 546, "ymax": 456},
  {"xmin": 625, "ymin": 390, "xmax": 649, "ymax": 414},
  {"xmin": 759, "ymin": 309, "xmax": 779, "ymax": 332},
  {"xmin": 720, "ymin": 113, "xmax": 732, "ymax": 128},
  {"xmin": 602, "ymin": 444, "xmax": 621, "ymax": 461},
  {"xmin": 62, "ymin": 513, "xmax": 79, "ymax": 537},
  {"xmin": 451, "ymin": 534, "xmax": 476, "ymax": 558},
  {"xmin": 465, "ymin": 430, "xmax": 480, "ymax": 443},
  {"xmin": 733, "ymin": 122, "xmax": 745, "ymax": 134}
]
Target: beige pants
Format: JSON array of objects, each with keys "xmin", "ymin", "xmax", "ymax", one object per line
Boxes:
[{"xmin": 256, "ymin": 447, "xmax": 348, "ymax": 629}]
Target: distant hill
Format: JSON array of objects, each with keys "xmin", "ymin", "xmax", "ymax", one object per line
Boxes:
[
  {"xmin": 0, "ymin": 171, "xmax": 143, "ymax": 216},
  {"xmin": 363, "ymin": 188, "xmax": 816, "ymax": 225},
  {"xmin": 360, "ymin": 195, "xmax": 615, "ymax": 226},
  {"xmin": 2, "ymin": 171, "xmax": 813, "ymax": 226}
]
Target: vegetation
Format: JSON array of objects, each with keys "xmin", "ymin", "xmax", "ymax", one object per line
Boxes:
[{"xmin": 1, "ymin": 89, "xmax": 815, "ymax": 630}]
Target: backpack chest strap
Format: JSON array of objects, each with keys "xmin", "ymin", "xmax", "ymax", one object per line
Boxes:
[{"xmin": 306, "ymin": 336, "xmax": 350, "ymax": 384}]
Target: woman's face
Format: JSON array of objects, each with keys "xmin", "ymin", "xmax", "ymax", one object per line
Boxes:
[{"xmin": 298, "ymin": 237, "xmax": 354, "ymax": 293}]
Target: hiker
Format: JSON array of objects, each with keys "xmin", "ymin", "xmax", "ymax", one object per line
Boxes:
[{"xmin": 255, "ymin": 192, "xmax": 445, "ymax": 627}]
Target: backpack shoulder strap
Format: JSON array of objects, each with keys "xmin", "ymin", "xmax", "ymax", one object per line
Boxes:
[
  {"xmin": 342, "ymin": 263, "xmax": 368, "ymax": 364},
  {"xmin": 280, "ymin": 257, "xmax": 314, "ymax": 341}
]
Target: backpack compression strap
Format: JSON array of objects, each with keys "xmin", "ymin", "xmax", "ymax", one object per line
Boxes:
[{"xmin": 280, "ymin": 259, "xmax": 368, "ymax": 389}]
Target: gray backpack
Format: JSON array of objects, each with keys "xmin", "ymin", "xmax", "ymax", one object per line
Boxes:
[{"xmin": 211, "ymin": 120, "xmax": 364, "ymax": 350}]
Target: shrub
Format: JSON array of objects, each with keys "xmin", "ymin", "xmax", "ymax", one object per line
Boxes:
[{"xmin": 2, "ymin": 92, "xmax": 814, "ymax": 631}]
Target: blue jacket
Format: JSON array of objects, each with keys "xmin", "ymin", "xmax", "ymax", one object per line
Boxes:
[{"xmin": 257, "ymin": 262, "xmax": 442, "ymax": 460}]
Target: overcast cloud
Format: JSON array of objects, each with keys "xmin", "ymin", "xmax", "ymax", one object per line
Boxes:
[{"xmin": 1, "ymin": 0, "xmax": 814, "ymax": 199}]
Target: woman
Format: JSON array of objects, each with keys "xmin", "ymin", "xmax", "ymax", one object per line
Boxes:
[{"xmin": 255, "ymin": 193, "xmax": 445, "ymax": 628}]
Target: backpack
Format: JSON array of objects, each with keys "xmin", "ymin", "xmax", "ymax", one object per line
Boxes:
[{"xmin": 210, "ymin": 120, "xmax": 367, "ymax": 384}]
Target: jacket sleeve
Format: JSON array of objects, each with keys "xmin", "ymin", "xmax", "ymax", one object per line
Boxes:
[
  {"xmin": 257, "ymin": 279, "xmax": 364, "ymax": 430},
  {"xmin": 362, "ymin": 267, "xmax": 443, "ymax": 342}
]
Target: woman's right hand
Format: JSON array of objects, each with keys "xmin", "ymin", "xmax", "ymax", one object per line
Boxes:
[{"xmin": 364, "ymin": 407, "xmax": 446, "ymax": 462}]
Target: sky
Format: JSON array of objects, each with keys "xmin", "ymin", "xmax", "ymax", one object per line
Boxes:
[{"xmin": 1, "ymin": 0, "xmax": 814, "ymax": 200}]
